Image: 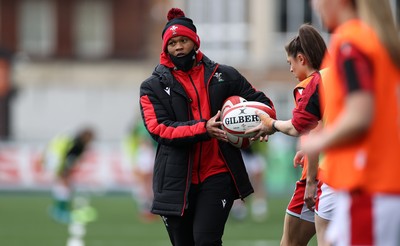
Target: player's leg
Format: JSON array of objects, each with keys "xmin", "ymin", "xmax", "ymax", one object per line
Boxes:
[
  {"xmin": 51, "ymin": 179, "xmax": 72, "ymax": 223},
  {"xmin": 325, "ymin": 191, "xmax": 350, "ymax": 246},
  {"xmin": 161, "ymin": 186, "xmax": 197, "ymax": 246},
  {"xmin": 132, "ymin": 141, "xmax": 156, "ymax": 222},
  {"xmin": 374, "ymin": 193, "xmax": 400, "ymax": 246},
  {"xmin": 162, "ymin": 213, "xmax": 195, "ymax": 246},
  {"xmin": 132, "ymin": 168, "xmax": 156, "ymax": 222},
  {"xmin": 249, "ymin": 154, "xmax": 268, "ymax": 221},
  {"xmin": 325, "ymin": 191, "xmax": 387, "ymax": 246},
  {"xmin": 315, "ymin": 215, "xmax": 330, "ymax": 246},
  {"xmin": 281, "ymin": 214, "xmax": 315, "ymax": 246},
  {"xmin": 193, "ymin": 172, "xmax": 236, "ymax": 246},
  {"xmin": 281, "ymin": 180, "xmax": 316, "ymax": 246},
  {"xmin": 240, "ymin": 150, "xmax": 269, "ymax": 222},
  {"xmin": 327, "ymin": 191, "xmax": 400, "ymax": 246},
  {"xmin": 314, "ymin": 183, "xmax": 336, "ymax": 246}
]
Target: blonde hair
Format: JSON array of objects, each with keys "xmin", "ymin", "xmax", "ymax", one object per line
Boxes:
[{"xmin": 357, "ymin": 0, "xmax": 400, "ymax": 68}]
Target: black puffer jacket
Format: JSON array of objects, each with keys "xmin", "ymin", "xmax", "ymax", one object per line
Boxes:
[{"xmin": 139, "ymin": 55, "xmax": 275, "ymax": 216}]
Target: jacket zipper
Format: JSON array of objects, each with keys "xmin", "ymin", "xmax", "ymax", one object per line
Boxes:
[
  {"xmin": 205, "ymin": 65, "xmax": 243, "ymax": 199},
  {"xmin": 188, "ymin": 74, "xmax": 203, "ymax": 184},
  {"xmin": 181, "ymin": 74, "xmax": 203, "ymax": 215}
]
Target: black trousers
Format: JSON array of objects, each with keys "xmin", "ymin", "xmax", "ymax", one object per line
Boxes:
[{"xmin": 162, "ymin": 172, "xmax": 237, "ymax": 246}]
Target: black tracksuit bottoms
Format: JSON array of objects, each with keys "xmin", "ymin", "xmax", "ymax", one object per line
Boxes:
[{"xmin": 161, "ymin": 172, "xmax": 237, "ymax": 246}]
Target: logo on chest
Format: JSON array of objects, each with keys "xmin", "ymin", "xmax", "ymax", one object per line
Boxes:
[{"xmin": 164, "ymin": 86, "xmax": 171, "ymax": 95}]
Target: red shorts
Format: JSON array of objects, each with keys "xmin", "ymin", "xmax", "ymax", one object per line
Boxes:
[{"xmin": 286, "ymin": 179, "xmax": 320, "ymax": 223}]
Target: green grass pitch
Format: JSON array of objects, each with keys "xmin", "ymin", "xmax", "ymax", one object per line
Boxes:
[{"xmin": 0, "ymin": 193, "xmax": 316, "ymax": 246}]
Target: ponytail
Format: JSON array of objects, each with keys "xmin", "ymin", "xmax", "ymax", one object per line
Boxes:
[
  {"xmin": 285, "ymin": 24, "xmax": 327, "ymax": 70},
  {"xmin": 298, "ymin": 24, "xmax": 328, "ymax": 70}
]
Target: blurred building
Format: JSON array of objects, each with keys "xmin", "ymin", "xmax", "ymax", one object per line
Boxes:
[
  {"xmin": 0, "ymin": 0, "xmax": 398, "ymax": 141},
  {"xmin": 0, "ymin": 0, "xmax": 158, "ymax": 59},
  {"xmin": 0, "ymin": 0, "xmax": 167, "ymax": 141}
]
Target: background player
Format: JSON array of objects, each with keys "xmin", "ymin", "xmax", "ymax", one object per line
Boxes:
[
  {"xmin": 42, "ymin": 127, "xmax": 95, "ymax": 223},
  {"xmin": 231, "ymin": 143, "xmax": 269, "ymax": 222},
  {"xmin": 124, "ymin": 120, "xmax": 157, "ymax": 222}
]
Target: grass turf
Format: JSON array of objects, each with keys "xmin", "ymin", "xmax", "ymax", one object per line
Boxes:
[{"xmin": 0, "ymin": 193, "xmax": 316, "ymax": 246}]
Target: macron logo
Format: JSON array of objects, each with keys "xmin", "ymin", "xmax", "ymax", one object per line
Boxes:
[
  {"xmin": 164, "ymin": 87, "xmax": 171, "ymax": 95},
  {"xmin": 162, "ymin": 216, "xmax": 169, "ymax": 227}
]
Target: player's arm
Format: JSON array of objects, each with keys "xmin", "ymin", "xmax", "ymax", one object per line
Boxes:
[
  {"xmin": 315, "ymin": 93, "xmax": 372, "ymax": 149},
  {"xmin": 140, "ymin": 81, "xmax": 211, "ymax": 146},
  {"xmin": 245, "ymin": 114, "xmax": 299, "ymax": 138},
  {"xmin": 248, "ymin": 76, "xmax": 321, "ymax": 138},
  {"xmin": 304, "ymin": 147, "xmax": 319, "ymax": 210},
  {"xmin": 293, "ymin": 150, "xmax": 305, "ymax": 168},
  {"xmin": 244, "ymin": 111, "xmax": 276, "ymax": 141},
  {"xmin": 271, "ymin": 120, "xmax": 300, "ymax": 136}
]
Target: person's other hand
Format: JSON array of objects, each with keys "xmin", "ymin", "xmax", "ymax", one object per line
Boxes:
[
  {"xmin": 293, "ymin": 150, "xmax": 305, "ymax": 168},
  {"xmin": 245, "ymin": 111, "xmax": 276, "ymax": 141},
  {"xmin": 304, "ymin": 180, "xmax": 317, "ymax": 211},
  {"xmin": 207, "ymin": 110, "xmax": 228, "ymax": 142}
]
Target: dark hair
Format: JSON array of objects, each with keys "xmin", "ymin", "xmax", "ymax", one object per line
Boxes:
[
  {"xmin": 285, "ymin": 24, "xmax": 327, "ymax": 70},
  {"xmin": 76, "ymin": 127, "xmax": 95, "ymax": 144}
]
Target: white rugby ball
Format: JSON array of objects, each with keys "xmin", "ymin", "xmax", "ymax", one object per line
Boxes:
[
  {"xmin": 221, "ymin": 96, "xmax": 251, "ymax": 148},
  {"xmin": 222, "ymin": 101, "xmax": 273, "ymax": 138},
  {"xmin": 221, "ymin": 96, "xmax": 247, "ymax": 118},
  {"xmin": 225, "ymin": 131, "xmax": 253, "ymax": 149}
]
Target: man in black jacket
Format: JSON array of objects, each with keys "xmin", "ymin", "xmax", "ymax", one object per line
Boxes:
[{"xmin": 139, "ymin": 7, "xmax": 276, "ymax": 246}]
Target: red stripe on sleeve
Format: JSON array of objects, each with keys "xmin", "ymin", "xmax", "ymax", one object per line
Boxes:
[
  {"xmin": 140, "ymin": 95, "xmax": 207, "ymax": 140},
  {"xmin": 337, "ymin": 43, "xmax": 373, "ymax": 93}
]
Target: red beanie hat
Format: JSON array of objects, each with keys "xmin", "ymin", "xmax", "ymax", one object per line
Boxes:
[{"xmin": 161, "ymin": 8, "xmax": 200, "ymax": 51}]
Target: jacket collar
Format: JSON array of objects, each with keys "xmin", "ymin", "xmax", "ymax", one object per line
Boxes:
[
  {"xmin": 159, "ymin": 50, "xmax": 204, "ymax": 69},
  {"xmin": 153, "ymin": 52, "xmax": 218, "ymax": 90}
]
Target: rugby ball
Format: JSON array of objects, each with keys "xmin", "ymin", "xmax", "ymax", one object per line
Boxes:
[
  {"xmin": 221, "ymin": 96, "xmax": 251, "ymax": 149},
  {"xmin": 222, "ymin": 101, "xmax": 274, "ymax": 138},
  {"xmin": 221, "ymin": 96, "xmax": 247, "ymax": 118},
  {"xmin": 226, "ymin": 132, "xmax": 253, "ymax": 149}
]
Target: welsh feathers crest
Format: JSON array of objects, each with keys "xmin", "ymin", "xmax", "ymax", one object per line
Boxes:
[
  {"xmin": 213, "ymin": 72, "xmax": 224, "ymax": 82},
  {"xmin": 170, "ymin": 25, "xmax": 178, "ymax": 35}
]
